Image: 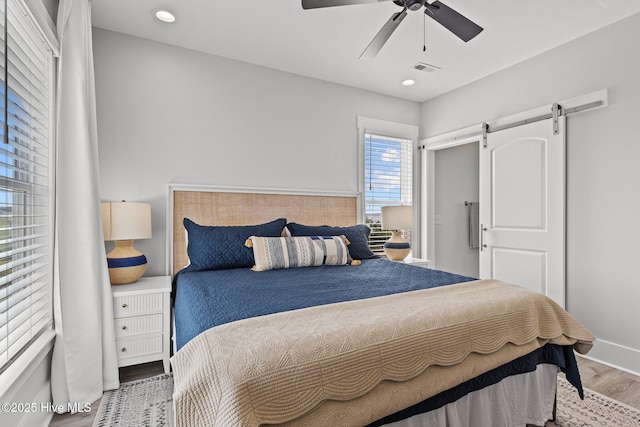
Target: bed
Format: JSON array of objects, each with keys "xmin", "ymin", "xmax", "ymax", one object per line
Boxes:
[{"xmin": 168, "ymin": 186, "xmax": 594, "ymax": 427}]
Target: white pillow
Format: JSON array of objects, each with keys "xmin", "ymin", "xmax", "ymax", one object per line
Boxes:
[{"xmin": 246, "ymin": 235, "xmax": 351, "ymax": 271}]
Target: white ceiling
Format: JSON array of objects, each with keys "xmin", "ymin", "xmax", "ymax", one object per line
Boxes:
[{"xmin": 90, "ymin": 0, "xmax": 640, "ymax": 103}]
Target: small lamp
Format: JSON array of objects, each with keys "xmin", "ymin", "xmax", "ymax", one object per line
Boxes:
[
  {"xmin": 101, "ymin": 201, "xmax": 152, "ymax": 285},
  {"xmin": 381, "ymin": 205, "xmax": 412, "ymax": 261}
]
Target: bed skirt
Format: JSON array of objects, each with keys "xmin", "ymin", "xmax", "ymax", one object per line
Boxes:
[{"xmin": 381, "ymin": 363, "xmax": 558, "ymax": 427}]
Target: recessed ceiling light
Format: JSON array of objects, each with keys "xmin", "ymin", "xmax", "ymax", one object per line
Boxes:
[
  {"xmin": 402, "ymin": 79, "xmax": 416, "ymax": 86},
  {"xmin": 154, "ymin": 9, "xmax": 176, "ymax": 23}
]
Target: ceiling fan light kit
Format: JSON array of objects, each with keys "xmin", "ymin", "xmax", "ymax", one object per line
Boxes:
[{"xmin": 302, "ymin": 0, "xmax": 483, "ymax": 59}]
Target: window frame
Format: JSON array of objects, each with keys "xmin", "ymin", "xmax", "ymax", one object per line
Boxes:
[
  {"xmin": 0, "ymin": 0, "xmax": 57, "ymax": 398},
  {"xmin": 357, "ymin": 116, "xmax": 419, "ymax": 256}
]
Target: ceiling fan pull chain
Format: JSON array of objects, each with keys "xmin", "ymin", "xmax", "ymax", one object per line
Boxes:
[{"xmin": 423, "ymin": 13, "xmax": 426, "ymax": 51}]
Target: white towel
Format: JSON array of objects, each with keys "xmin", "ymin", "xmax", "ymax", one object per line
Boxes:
[{"xmin": 468, "ymin": 202, "xmax": 480, "ymax": 249}]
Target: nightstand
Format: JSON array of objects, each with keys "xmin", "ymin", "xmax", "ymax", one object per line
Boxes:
[{"xmin": 111, "ymin": 276, "xmax": 171, "ymax": 374}]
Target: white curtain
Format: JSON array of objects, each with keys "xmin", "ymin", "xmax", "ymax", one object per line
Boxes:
[{"xmin": 51, "ymin": 0, "xmax": 120, "ymax": 410}]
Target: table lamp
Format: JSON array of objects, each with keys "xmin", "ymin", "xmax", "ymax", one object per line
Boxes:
[
  {"xmin": 381, "ymin": 205, "xmax": 412, "ymax": 261},
  {"xmin": 101, "ymin": 201, "xmax": 152, "ymax": 284}
]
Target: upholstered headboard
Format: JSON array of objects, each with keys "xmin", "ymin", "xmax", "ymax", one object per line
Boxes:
[{"xmin": 168, "ymin": 185, "xmax": 360, "ymax": 275}]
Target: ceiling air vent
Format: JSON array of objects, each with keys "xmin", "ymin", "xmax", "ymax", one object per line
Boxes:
[{"xmin": 412, "ymin": 62, "xmax": 441, "ymax": 73}]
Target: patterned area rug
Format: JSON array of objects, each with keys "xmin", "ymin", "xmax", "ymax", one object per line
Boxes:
[
  {"xmin": 549, "ymin": 377, "xmax": 640, "ymax": 427},
  {"xmin": 92, "ymin": 373, "xmax": 640, "ymax": 427},
  {"xmin": 92, "ymin": 373, "xmax": 174, "ymax": 427}
]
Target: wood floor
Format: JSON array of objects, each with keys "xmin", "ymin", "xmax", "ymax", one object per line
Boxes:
[
  {"xmin": 49, "ymin": 356, "xmax": 640, "ymax": 427},
  {"xmin": 577, "ymin": 356, "xmax": 640, "ymax": 409}
]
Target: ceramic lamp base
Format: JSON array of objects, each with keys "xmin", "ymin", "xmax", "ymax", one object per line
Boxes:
[
  {"xmin": 107, "ymin": 240, "xmax": 147, "ymax": 285},
  {"xmin": 383, "ymin": 231, "xmax": 411, "ymax": 261}
]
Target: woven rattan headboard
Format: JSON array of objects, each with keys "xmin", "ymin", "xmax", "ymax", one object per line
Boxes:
[{"xmin": 168, "ymin": 186, "xmax": 359, "ymax": 275}]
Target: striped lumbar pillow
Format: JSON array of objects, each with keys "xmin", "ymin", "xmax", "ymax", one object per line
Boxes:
[{"xmin": 246, "ymin": 235, "xmax": 351, "ymax": 271}]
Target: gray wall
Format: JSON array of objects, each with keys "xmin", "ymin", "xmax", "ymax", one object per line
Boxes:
[
  {"xmin": 434, "ymin": 143, "xmax": 479, "ymax": 278},
  {"xmin": 420, "ymin": 13, "xmax": 640, "ymax": 373},
  {"xmin": 92, "ymin": 28, "xmax": 421, "ymax": 277}
]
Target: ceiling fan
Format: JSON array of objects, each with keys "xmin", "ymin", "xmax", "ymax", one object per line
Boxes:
[{"xmin": 302, "ymin": 0, "xmax": 483, "ymax": 59}]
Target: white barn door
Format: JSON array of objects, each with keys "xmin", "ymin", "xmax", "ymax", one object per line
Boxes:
[{"xmin": 479, "ymin": 117, "xmax": 565, "ymax": 307}]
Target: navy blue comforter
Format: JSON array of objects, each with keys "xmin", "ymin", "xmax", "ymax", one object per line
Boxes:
[{"xmin": 174, "ymin": 257, "xmax": 474, "ymax": 350}]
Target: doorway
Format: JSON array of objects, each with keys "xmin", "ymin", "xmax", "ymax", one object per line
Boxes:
[{"xmin": 433, "ymin": 142, "xmax": 479, "ymax": 278}]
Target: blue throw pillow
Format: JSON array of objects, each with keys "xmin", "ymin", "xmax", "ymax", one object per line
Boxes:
[
  {"xmin": 183, "ymin": 218, "xmax": 286, "ymax": 271},
  {"xmin": 287, "ymin": 223, "xmax": 376, "ymax": 260}
]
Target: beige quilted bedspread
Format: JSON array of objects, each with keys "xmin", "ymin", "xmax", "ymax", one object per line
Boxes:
[{"xmin": 171, "ymin": 279, "xmax": 594, "ymax": 427}]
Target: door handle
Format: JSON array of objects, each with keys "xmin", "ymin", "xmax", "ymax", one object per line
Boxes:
[{"xmin": 480, "ymin": 225, "xmax": 487, "ymax": 251}]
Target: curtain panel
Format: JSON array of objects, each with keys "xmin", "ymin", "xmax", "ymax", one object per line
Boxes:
[{"xmin": 51, "ymin": 0, "xmax": 119, "ymax": 410}]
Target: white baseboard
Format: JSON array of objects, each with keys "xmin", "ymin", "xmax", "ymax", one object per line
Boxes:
[{"xmin": 581, "ymin": 338, "xmax": 640, "ymax": 377}]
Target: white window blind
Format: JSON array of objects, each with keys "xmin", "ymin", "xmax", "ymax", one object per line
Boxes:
[
  {"xmin": 364, "ymin": 133, "xmax": 412, "ymax": 254},
  {"xmin": 0, "ymin": 0, "xmax": 54, "ymax": 374}
]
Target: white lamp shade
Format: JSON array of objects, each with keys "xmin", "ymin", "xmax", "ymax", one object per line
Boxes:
[
  {"xmin": 381, "ymin": 205, "xmax": 413, "ymax": 231},
  {"xmin": 102, "ymin": 201, "xmax": 152, "ymax": 241}
]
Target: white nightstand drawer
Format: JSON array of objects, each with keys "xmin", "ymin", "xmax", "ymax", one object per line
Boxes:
[
  {"xmin": 114, "ymin": 314, "xmax": 163, "ymax": 338},
  {"xmin": 116, "ymin": 335, "xmax": 163, "ymax": 361},
  {"xmin": 111, "ymin": 276, "xmax": 171, "ymax": 373},
  {"xmin": 113, "ymin": 293, "xmax": 163, "ymax": 318}
]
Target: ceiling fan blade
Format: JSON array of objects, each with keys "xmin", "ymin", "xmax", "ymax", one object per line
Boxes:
[
  {"xmin": 359, "ymin": 10, "xmax": 408, "ymax": 60},
  {"xmin": 424, "ymin": 1, "xmax": 483, "ymax": 42},
  {"xmin": 302, "ymin": 0, "xmax": 388, "ymax": 10}
]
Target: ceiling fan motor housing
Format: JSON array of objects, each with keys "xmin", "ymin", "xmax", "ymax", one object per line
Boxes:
[{"xmin": 405, "ymin": 0, "xmax": 425, "ymax": 11}]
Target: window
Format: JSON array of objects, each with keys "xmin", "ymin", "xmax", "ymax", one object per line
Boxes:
[
  {"xmin": 0, "ymin": 0, "xmax": 54, "ymax": 375},
  {"xmin": 357, "ymin": 117, "xmax": 418, "ymax": 255},
  {"xmin": 364, "ymin": 134, "xmax": 413, "ymax": 254}
]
